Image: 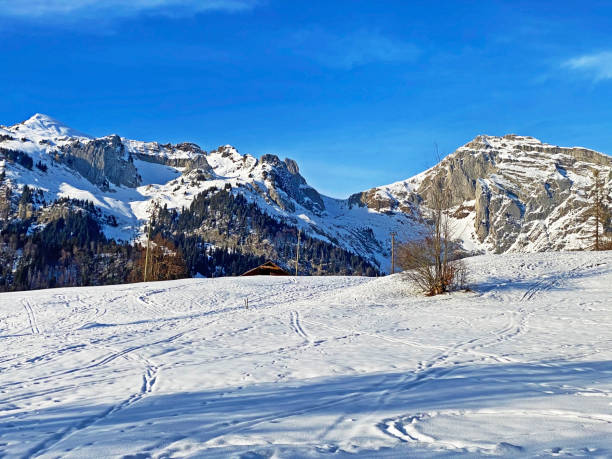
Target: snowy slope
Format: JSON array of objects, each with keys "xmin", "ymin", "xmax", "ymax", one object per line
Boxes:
[{"xmin": 0, "ymin": 251, "xmax": 611, "ymax": 457}]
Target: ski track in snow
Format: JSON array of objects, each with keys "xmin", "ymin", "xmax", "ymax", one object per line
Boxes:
[
  {"xmin": 21, "ymin": 299, "xmax": 40, "ymax": 335},
  {"xmin": 290, "ymin": 310, "xmax": 311, "ymax": 344},
  {"xmin": 0, "ymin": 252, "xmax": 611, "ymax": 458},
  {"xmin": 25, "ymin": 347, "xmax": 160, "ymax": 459}
]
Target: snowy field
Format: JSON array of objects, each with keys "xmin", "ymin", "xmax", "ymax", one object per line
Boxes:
[{"xmin": 1, "ymin": 252, "xmax": 612, "ymax": 458}]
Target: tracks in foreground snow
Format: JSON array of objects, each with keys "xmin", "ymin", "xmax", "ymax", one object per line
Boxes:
[
  {"xmin": 25, "ymin": 342, "xmax": 161, "ymax": 458},
  {"xmin": 22, "ymin": 299, "xmax": 40, "ymax": 335},
  {"xmin": 290, "ymin": 310, "xmax": 311, "ymax": 344},
  {"xmin": 376, "ymin": 259, "xmax": 610, "ymax": 454},
  {"xmin": 3, "ymin": 253, "xmax": 611, "ymax": 457},
  {"xmin": 520, "ymin": 260, "xmax": 605, "ymax": 302},
  {"xmin": 20, "ymin": 285, "xmax": 201, "ymax": 459}
]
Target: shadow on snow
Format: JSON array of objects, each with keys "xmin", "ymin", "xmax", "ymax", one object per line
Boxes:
[{"xmin": 3, "ymin": 360, "xmax": 612, "ymax": 458}]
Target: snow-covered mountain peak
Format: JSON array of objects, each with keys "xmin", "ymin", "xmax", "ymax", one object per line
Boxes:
[
  {"xmin": 210, "ymin": 144, "xmax": 243, "ymax": 161},
  {"xmin": 353, "ymin": 133, "xmax": 611, "ymax": 254},
  {"xmin": 206, "ymin": 145, "xmax": 256, "ymax": 178},
  {"xmin": 11, "ymin": 113, "xmax": 92, "ymax": 140},
  {"xmin": 455, "ymin": 133, "xmax": 610, "ymax": 160},
  {"xmin": 27, "ymin": 113, "xmax": 60, "ymax": 124},
  {"xmin": 2, "ymin": 113, "xmax": 610, "ymax": 275},
  {"xmin": 454, "ymin": 134, "xmax": 545, "ymax": 157}
]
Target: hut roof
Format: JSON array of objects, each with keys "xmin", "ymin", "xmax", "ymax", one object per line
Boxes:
[{"xmin": 241, "ymin": 261, "xmax": 290, "ymax": 277}]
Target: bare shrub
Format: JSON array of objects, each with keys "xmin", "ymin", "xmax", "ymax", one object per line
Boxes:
[
  {"xmin": 398, "ymin": 172, "xmax": 468, "ymax": 295},
  {"xmin": 398, "ymin": 240, "xmax": 467, "ymax": 295}
]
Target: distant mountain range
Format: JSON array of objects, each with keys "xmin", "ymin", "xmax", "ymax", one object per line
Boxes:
[{"xmin": 1, "ymin": 113, "xmax": 610, "ymax": 287}]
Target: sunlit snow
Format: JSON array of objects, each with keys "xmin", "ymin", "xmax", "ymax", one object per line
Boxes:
[{"xmin": 1, "ymin": 251, "xmax": 611, "ymax": 457}]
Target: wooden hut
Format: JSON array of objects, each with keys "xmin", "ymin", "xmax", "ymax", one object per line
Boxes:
[{"xmin": 241, "ymin": 261, "xmax": 290, "ymax": 276}]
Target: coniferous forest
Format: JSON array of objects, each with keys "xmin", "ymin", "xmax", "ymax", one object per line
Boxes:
[
  {"xmin": 152, "ymin": 188, "xmax": 379, "ymax": 278},
  {"xmin": 0, "ymin": 186, "xmax": 379, "ymax": 292}
]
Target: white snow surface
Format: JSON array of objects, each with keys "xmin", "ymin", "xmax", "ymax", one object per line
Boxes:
[
  {"xmin": 1, "ymin": 251, "xmax": 611, "ymax": 458},
  {"xmin": 7, "ymin": 113, "xmax": 92, "ymax": 142}
]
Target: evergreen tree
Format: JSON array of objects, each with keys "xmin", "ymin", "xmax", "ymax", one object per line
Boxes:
[{"xmin": 584, "ymin": 169, "xmax": 612, "ymax": 250}]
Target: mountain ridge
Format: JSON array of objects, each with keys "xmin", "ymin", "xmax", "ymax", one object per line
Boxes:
[{"xmin": 1, "ymin": 114, "xmax": 610, "ymax": 275}]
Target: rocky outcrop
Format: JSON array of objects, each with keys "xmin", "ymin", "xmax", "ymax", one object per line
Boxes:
[
  {"xmin": 348, "ymin": 185, "xmax": 421, "ymax": 214},
  {"xmin": 37, "ymin": 203, "xmax": 73, "ymax": 224},
  {"xmin": 131, "ymin": 142, "xmax": 214, "ymax": 174},
  {"xmin": 418, "ymin": 146, "xmax": 498, "ymax": 207},
  {"xmin": 60, "ymin": 135, "xmax": 140, "ymax": 189},
  {"xmin": 135, "ymin": 152, "xmax": 213, "ymax": 173},
  {"xmin": 474, "ymin": 179, "xmax": 490, "ymax": 241},
  {"xmin": 260, "ymin": 154, "xmax": 325, "ymax": 213},
  {"xmin": 348, "ymin": 189, "xmax": 408, "ymax": 213},
  {"xmin": 355, "ymin": 134, "xmax": 612, "ymax": 253}
]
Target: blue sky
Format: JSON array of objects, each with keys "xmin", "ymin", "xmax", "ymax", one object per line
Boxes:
[{"xmin": 1, "ymin": 0, "xmax": 611, "ymax": 197}]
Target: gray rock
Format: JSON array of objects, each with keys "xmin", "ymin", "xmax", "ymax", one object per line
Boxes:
[
  {"xmin": 60, "ymin": 135, "xmax": 140, "ymax": 189},
  {"xmin": 135, "ymin": 152, "xmax": 213, "ymax": 174},
  {"xmin": 131, "ymin": 141, "xmax": 213, "ymax": 174},
  {"xmin": 354, "ymin": 134, "xmax": 612, "ymax": 253},
  {"xmin": 260, "ymin": 154, "xmax": 325, "ymax": 213}
]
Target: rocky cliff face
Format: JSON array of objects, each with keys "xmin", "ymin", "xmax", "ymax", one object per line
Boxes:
[
  {"xmin": 259, "ymin": 153, "xmax": 325, "ymax": 213},
  {"xmin": 360, "ymin": 135, "xmax": 612, "ymax": 253},
  {"xmin": 60, "ymin": 135, "xmax": 140, "ymax": 189},
  {"xmin": 197, "ymin": 145, "xmax": 325, "ymax": 215}
]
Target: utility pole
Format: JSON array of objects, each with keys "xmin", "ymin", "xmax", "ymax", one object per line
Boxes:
[
  {"xmin": 144, "ymin": 216, "xmax": 152, "ymax": 282},
  {"xmin": 390, "ymin": 232, "xmax": 396, "ymax": 275},
  {"xmin": 295, "ymin": 229, "xmax": 301, "ymax": 276},
  {"xmin": 143, "ymin": 200, "xmax": 156, "ymax": 282}
]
